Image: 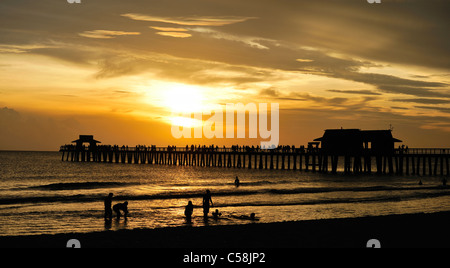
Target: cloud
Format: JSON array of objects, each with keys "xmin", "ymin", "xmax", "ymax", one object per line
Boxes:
[
  {"xmin": 155, "ymin": 32, "xmax": 192, "ymax": 38},
  {"xmin": 122, "ymin": 14, "xmax": 256, "ymax": 26},
  {"xmin": 392, "ymin": 98, "xmax": 450, "ymax": 105},
  {"xmin": 415, "ymin": 106, "xmax": 450, "ymax": 114},
  {"xmin": 294, "ymin": 52, "xmax": 449, "ymax": 98},
  {"xmin": 0, "ymin": 44, "xmax": 56, "ymax": 53},
  {"xmin": 327, "ymin": 89, "xmax": 381, "ymax": 96},
  {"xmin": 150, "ymin": 26, "xmax": 192, "ymax": 38},
  {"xmin": 420, "ymin": 122, "xmax": 450, "ymax": 132},
  {"xmin": 376, "ymin": 85, "xmax": 449, "ymax": 98},
  {"xmin": 79, "ymin": 30, "xmax": 141, "ymax": 39},
  {"xmin": 296, "ymin": 59, "xmax": 314, "ymax": 63},
  {"xmin": 190, "ymin": 27, "xmax": 270, "ymax": 50},
  {"xmin": 150, "ymin": 27, "xmax": 189, "ymax": 32}
]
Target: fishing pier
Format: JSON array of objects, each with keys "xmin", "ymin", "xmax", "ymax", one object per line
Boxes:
[{"xmin": 60, "ymin": 133, "xmax": 450, "ymax": 176}]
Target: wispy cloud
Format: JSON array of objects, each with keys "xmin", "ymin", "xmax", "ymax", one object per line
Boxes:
[
  {"xmin": 150, "ymin": 26, "xmax": 189, "ymax": 32},
  {"xmin": 296, "ymin": 59, "xmax": 314, "ymax": 63},
  {"xmin": 122, "ymin": 14, "xmax": 256, "ymax": 26},
  {"xmin": 0, "ymin": 44, "xmax": 56, "ymax": 53},
  {"xmin": 190, "ymin": 27, "xmax": 270, "ymax": 50},
  {"xmin": 416, "ymin": 106, "xmax": 450, "ymax": 113},
  {"xmin": 392, "ymin": 98, "xmax": 450, "ymax": 105},
  {"xmin": 327, "ymin": 89, "xmax": 381, "ymax": 96},
  {"xmin": 79, "ymin": 30, "xmax": 141, "ymax": 39},
  {"xmin": 155, "ymin": 32, "xmax": 192, "ymax": 38}
]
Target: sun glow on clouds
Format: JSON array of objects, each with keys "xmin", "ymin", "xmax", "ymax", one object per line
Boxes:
[
  {"xmin": 141, "ymin": 81, "xmax": 231, "ymax": 127},
  {"xmin": 162, "ymin": 83, "xmax": 205, "ymax": 113},
  {"xmin": 122, "ymin": 14, "xmax": 256, "ymax": 26},
  {"xmin": 150, "ymin": 26, "xmax": 192, "ymax": 38},
  {"xmin": 155, "ymin": 32, "xmax": 192, "ymax": 38},
  {"xmin": 79, "ymin": 30, "xmax": 141, "ymax": 39}
]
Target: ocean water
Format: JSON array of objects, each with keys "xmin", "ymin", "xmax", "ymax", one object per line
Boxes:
[{"xmin": 0, "ymin": 151, "xmax": 449, "ymax": 236}]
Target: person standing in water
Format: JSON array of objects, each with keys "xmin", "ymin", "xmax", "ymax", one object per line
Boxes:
[
  {"xmin": 202, "ymin": 190, "xmax": 213, "ymax": 218},
  {"xmin": 185, "ymin": 201, "xmax": 194, "ymax": 223},
  {"xmin": 104, "ymin": 193, "xmax": 113, "ymax": 221},
  {"xmin": 235, "ymin": 176, "xmax": 240, "ymax": 187}
]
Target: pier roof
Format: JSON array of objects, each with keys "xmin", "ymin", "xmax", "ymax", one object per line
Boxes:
[{"xmin": 72, "ymin": 135, "xmax": 101, "ymax": 144}]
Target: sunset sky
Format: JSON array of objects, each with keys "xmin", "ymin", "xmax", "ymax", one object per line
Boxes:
[{"xmin": 0, "ymin": 0, "xmax": 449, "ymax": 150}]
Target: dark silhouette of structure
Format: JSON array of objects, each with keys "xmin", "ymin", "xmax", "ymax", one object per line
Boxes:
[
  {"xmin": 313, "ymin": 129, "xmax": 403, "ymax": 174},
  {"xmin": 72, "ymin": 135, "xmax": 101, "ymax": 151},
  {"xmin": 60, "ymin": 135, "xmax": 101, "ymax": 162},
  {"xmin": 314, "ymin": 129, "xmax": 402, "ymax": 155},
  {"xmin": 59, "ymin": 134, "xmax": 449, "ymax": 176}
]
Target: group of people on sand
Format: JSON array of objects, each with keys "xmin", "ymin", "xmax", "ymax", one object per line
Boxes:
[{"xmin": 104, "ymin": 193, "xmax": 128, "ymax": 221}]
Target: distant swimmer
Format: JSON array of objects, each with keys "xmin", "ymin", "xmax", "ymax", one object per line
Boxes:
[
  {"xmin": 104, "ymin": 193, "xmax": 114, "ymax": 221},
  {"xmin": 232, "ymin": 213, "xmax": 260, "ymax": 221},
  {"xmin": 248, "ymin": 213, "xmax": 259, "ymax": 221},
  {"xmin": 113, "ymin": 201, "xmax": 129, "ymax": 220},
  {"xmin": 212, "ymin": 209, "xmax": 222, "ymax": 220},
  {"xmin": 235, "ymin": 176, "xmax": 240, "ymax": 187},
  {"xmin": 185, "ymin": 201, "xmax": 194, "ymax": 223}
]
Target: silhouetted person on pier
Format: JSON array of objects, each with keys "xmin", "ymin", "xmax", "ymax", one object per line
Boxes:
[
  {"xmin": 235, "ymin": 176, "xmax": 240, "ymax": 187},
  {"xmin": 104, "ymin": 193, "xmax": 114, "ymax": 221},
  {"xmin": 113, "ymin": 201, "xmax": 129, "ymax": 220},
  {"xmin": 202, "ymin": 190, "xmax": 213, "ymax": 218},
  {"xmin": 185, "ymin": 201, "xmax": 194, "ymax": 223}
]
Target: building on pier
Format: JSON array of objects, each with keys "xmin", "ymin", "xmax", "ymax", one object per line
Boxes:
[
  {"xmin": 314, "ymin": 129, "xmax": 402, "ymax": 155},
  {"xmin": 72, "ymin": 135, "xmax": 101, "ymax": 151}
]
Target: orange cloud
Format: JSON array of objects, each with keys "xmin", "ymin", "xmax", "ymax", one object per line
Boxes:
[
  {"xmin": 79, "ymin": 30, "xmax": 141, "ymax": 39},
  {"xmin": 155, "ymin": 32, "xmax": 192, "ymax": 38},
  {"xmin": 122, "ymin": 13, "xmax": 256, "ymax": 26},
  {"xmin": 150, "ymin": 26, "xmax": 189, "ymax": 32}
]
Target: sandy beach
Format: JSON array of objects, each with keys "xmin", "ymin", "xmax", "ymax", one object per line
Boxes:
[{"xmin": 1, "ymin": 211, "xmax": 449, "ymax": 248}]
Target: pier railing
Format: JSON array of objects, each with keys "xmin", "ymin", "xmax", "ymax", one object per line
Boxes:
[{"xmin": 396, "ymin": 148, "xmax": 450, "ymax": 155}]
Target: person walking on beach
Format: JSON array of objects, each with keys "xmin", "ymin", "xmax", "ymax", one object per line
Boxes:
[
  {"xmin": 235, "ymin": 176, "xmax": 240, "ymax": 187},
  {"xmin": 185, "ymin": 201, "xmax": 194, "ymax": 223},
  {"xmin": 104, "ymin": 193, "xmax": 113, "ymax": 221},
  {"xmin": 202, "ymin": 190, "xmax": 213, "ymax": 218},
  {"xmin": 113, "ymin": 201, "xmax": 129, "ymax": 220}
]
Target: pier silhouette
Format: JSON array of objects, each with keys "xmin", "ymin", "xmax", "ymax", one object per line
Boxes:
[{"xmin": 60, "ymin": 131, "xmax": 450, "ymax": 176}]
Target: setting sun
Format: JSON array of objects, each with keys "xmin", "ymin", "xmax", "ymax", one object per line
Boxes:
[{"xmin": 160, "ymin": 83, "xmax": 205, "ymax": 114}]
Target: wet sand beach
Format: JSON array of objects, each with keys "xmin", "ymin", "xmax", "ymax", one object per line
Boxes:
[{"xmin": 2, "ymin": 211, "xmax": 449, "ymax": 248}]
